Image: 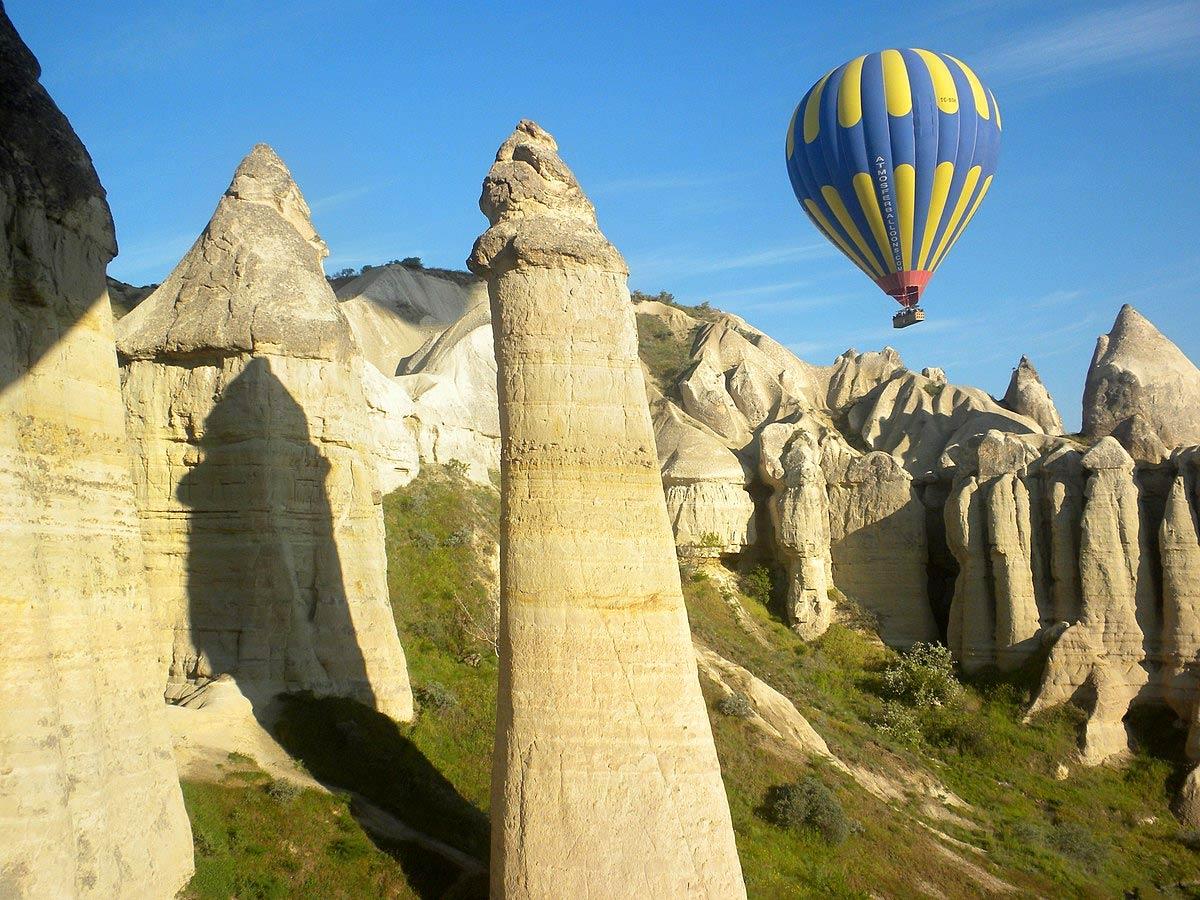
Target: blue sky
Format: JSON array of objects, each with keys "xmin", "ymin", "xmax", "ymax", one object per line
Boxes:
[{"xmin": 11, "ymin": 0, "xmax": 1200, "ymax": 429}]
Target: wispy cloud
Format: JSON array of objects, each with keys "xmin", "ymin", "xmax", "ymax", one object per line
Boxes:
[
  {"xmin": 311, "ymin": 183, "xmax": 385, "ymax": 213},
  {"xmin": 705, "ymin": 278, "xmax": 813, "ymax": 300},
  {"xmin": 1029, "ymin": 289, "xmax": 1083, "ymax": 308},
  {"xmin": 986, "ymin": 2, "xmax": 1200, "ymax": 85},
  {"xmin": 592, "ymin": 173, "xmax": 731, "ymax": 194},
  {"xmin": 110, "ymin": 232, "xmax": 196, "ymax": 282},
  {"xmin": 629, "ymin": 242, "xmax": 833, "ymax": 281}
]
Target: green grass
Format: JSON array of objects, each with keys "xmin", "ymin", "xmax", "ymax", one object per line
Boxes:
[
  {"xmin": 182, "ymin": 764, "xmax": 417, "ymax": 900},
  {"xmin": 636, "ymin": 312, "xmax": 697, "ymax": 392}
]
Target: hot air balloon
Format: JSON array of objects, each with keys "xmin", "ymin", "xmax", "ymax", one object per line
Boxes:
[{"xmin": 785, "ymin": 49, "xmax": 1001, "ymax": 328}]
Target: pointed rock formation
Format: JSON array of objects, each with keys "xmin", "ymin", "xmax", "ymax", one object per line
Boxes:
[
  {"xmin": 1002, "ymin": 356, "xmax": 1064, "ymax": 436},
  {"xmin": 0, "ymin": 8, "xmax": 193, "ymax": 894},
  {"xmin": 117, "ymin": 145, "xmax": 412, "ymax": 721},
  {"xmin": 1083, "ymin": 304, "xmax": 1200, "ymax": 462},
  {"xmin": 469, "ymin": 120, "xmax": 745, "ymax": 898}
]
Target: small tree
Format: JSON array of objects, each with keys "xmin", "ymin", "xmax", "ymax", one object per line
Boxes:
[
  {"xmin": 400, "ymin": 256, "xmax": 424, "ymax": 269},
  {"xmin": 764, "ymin": 776, "xmax": 850, "ymax": 844}
]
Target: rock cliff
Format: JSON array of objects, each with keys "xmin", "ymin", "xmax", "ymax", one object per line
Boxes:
[
  {"xmin": 117, "ymin": 145, "xmax": 413, "ymax": 721},
  {"xmin": 1083, "ymin": 304, "xmax": 1200, "ymax": 462},
  {"xmin": 469, "ymin": 120, "xmax": 745, "ymax": 898},
  {"xmin": 0, "ymin": 7, "xmax": 193, "ymax": 894}
]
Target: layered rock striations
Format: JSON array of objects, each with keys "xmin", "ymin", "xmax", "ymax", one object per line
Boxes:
[
  {"xmin": 117, "ymin": 145, "xmax": 413, "ymax": 721},
  {"xmin": 0, "ymin": 8, "xmax": 193, "ymax": 894},
  {"xmin": 1083, "ymin": 304, "xmax": 1200, "ymax": 462},
  {"xmin": 469, "ymin": 120, "xmax": 745, "ymax": 898}
]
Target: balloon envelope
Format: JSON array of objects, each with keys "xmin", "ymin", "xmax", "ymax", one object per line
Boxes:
[{"xmin": 785, "ymin": 49, "xmax": 1000, "ymax": 308}]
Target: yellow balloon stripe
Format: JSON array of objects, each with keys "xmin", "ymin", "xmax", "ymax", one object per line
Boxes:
[
  {"xmin": 881, "ymin": 49, "xmax": 912, "ymax": 117},
  {"xmin": 946, "ymin": 54, "xmax": 989, "ymax": 119},
  {"xmin": 802, "ymin": 199, "xmax": 877, "ymax": 278},
  {"xmin": 837, "ymin": 55, "xmax": 866, "ymax": 128},
  {"xmin": 820, "ymin": 185, "xmax": 884, "ymax": 277},
  {"xmin": 917, "ymin": 161, "xmax": 954, "ymax": 270},
  {"xmin": 913, "ymin": 49, "xmax": 957, "ymax": 113},
  {"xmin": 803, "ymin": 70, "xmax": 833, "ymax": 144},
  {"xmin": 853, "ymin": 172, "xmax": 896, "ymax": 274},
  {"xmin": 894, "ymin": 163, "xmax": 915, "ymax": 270},
  {"xmin": 988, "ymin": 88, "xmax": 1002, "ymax": 130},
  {"xmin": 931, "ymin": 174, "xmax": 993, "ymax": 271},
  {"xmin": 786, "ymin": 104, "xmax": 799, "ymax": 159},
  {"xmin": 928, "ymin": 165, "xmax": 982, "ymax": 270}
]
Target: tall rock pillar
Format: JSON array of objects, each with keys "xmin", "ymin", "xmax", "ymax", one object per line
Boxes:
[
  {"xmin": 469, "ymin": 121, "xmax": 745, "ymax": 898},
  {"xmin": 0, "ymin": 7, "xmax": 193, "ymax": 895}
]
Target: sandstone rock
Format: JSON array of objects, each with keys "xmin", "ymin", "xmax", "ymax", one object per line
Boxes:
[
  {"xmin": 1028, "ymin": 437, "xmax": 1151, "ymax": 763},
  {"xmin": 849, "ymin": 369, "xmax": 1042, "ymax": 477},
  {"xmin": 117, "ymin": 145, "xmax": 413, "ymax": 722},
  {"xmin": 826, "ymin": 347, "xmax": 905, "ymax": 410},
  {"xmin": 396, "ymin": 298, "xmax": 500, "ymax": 482},
  {"xmin": 360, "ymin": 360, "xmax": 421, "ymax": 493},
  {"xmin": 694, "ymin": 641, "xmax": 845, "ymax": 768},
  {"xmin": 1001, "ymin": 356, "xmax": 1065, "ymax": 436},
  {"xmin": 827, "ymin": 449, "xmax": 937, "ymax": 646},
  {"xmin": 1175, "ymin": 767, "xmax": 1200, "ymax": 828},
  {"xmin": 655, "ymin": 399, "xmax": 755, "ymax": 552},
  {"xmin": 1160, "ymin": 459, "xmax": 1200, "ymax": 721},
  {"xmin": 336, "ymin": 263, "xmax": 486, "ymax": 375},
  {"xmin": 0, "ymin": 9, "xmax": 193, "ymax": 893},
  {"xmin": 469, "ymin": 119, "xmax": 745, "ymax": 899},
  {"xmin": 1082, "ymin": 305, "xmax": 1200, "ymax": 462},
  {"xmin": 945, "ymin": 476, "xmax": 995, "ymax": 672},
  {"xmin": 678, "ymin": 354, "xmax": 753, "ymax": 446},
  {"xmin": 759, "ymin": 422, "xmax": 834, "ymax": 638}
]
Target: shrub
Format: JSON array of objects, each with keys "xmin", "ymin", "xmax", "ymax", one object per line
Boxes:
[
  {"xmin": 716, "ymin": 692, "xmax": 754, "ymax": 718},
  {"xmin": 740, "ymin": 566, "xmax": 774, "ymax": 608},
  {"xmin": 873, "ymin": 700, "xmax": 922, "ymax": 746},
  {"xmin": 414, "ymin": 681, "xmax": 456, "ymax": 712},
  {"xmin": 698, "ymin": 531, "xmax": 723, "ymax": 549},
  {"xmin": 763, "ymin": 776, "xmax": 850, "ymax": 844},
  {"xmin": 925, "ymin": 705, "xmax": 995, "ymax": 757},
  {"xmin": 265, "ymin": 779, "xmax": 303, "ymax": 804},
  {"xmin": 879, "ymin": 642, "xmax": 961, "ymax": 709},
  {"xmin": 1051, "ymin": 821, "xmax": 1105, "ymax": 870},
  {"xmin": 399, "ymin": 256, "xmax": 423, "ymax": 268}
]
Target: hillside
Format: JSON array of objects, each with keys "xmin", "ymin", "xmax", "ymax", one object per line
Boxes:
[{"xmin": 180, "ymin": 464, "xmax": 1200, "ymax": 898}]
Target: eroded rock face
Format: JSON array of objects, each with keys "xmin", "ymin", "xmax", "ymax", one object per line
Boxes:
[
  {"xmin": 0, "ymin": 9, "xmax": 193, "ymax": 894},
  {"xmin": 655, "ymin": 399, "xmax": 755, "ymax": 553},
  {"xmin": 760, "ymin": 422, "xmax": 834, "ymax": 638},
  {"xmin": 470, "ymin": 120, "xmax": 745, "ymax": 899},
  {"xmin": 1002, "ymin": 356, "xmax": 1064, "ymax": 436},
  {"xmin": 1083, "ymin": 305, "xmax": 1200, "ymax": 462},
  {"xmin": 117, "ymin": 145, "xmax": 413, "ymax": 722}
]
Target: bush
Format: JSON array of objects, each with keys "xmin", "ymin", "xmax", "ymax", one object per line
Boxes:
[
  {"xmin": 716, "ymin": 692, "xmax": 754, "ymax": 718},
  {"xmin": 925, "ymin": 705, "xmax": 995, "ymax": 757},
  {"xmin": 740, "ymin": 566, "xmax": 773, "ymax": 608},
  {"xmin": 873, "ymin": 700, "xmax": 922, "ymax": 746},
  {"xmin": 879, "ymin": 642, "xmax": 961, "ymax": 709},
  {"xmin": 698, "ymin": 531, "xmax": 723, "ymax": 549},
  {"xmin": 763, "ymin": 776, "xmax": 850, "ymax": 844},
  {"xmin": 265, "ymin": 779, "xmax": 303, "ymax": 804},
  {"xmin": 1051, "ymin": 821, "xmax": 1105, "ymax": 870},
  {"xmin": 399, "ymin": 256, "xmax": 423, "ymax": 268},
  {"xmin": 414, "ymin": 681, "xmax": 456, "ymax": 712}
]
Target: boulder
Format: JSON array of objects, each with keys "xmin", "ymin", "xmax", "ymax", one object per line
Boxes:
[
  {"xmin": 117, "ymin": 145, "xmax": 413, "ymax": 721},
  {"xmin": 1082, "ymin": 304, "xmax": 1200, "ymax": 462},
  {"xmin": 1001, "ymin": 356, "xmax": 1065, "ymax": 436},
  {"xmin": 0, "ymin": 9, "xmax": 193, "ymax": 894},
  {"xmin": 469, "ymin": 119, "xmax": 745, "ymax": 899}
]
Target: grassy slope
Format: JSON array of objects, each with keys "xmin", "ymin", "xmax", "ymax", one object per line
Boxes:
[{"xmin": 182, "ymin": 467, "xmax": 1200, "ymax": 898}]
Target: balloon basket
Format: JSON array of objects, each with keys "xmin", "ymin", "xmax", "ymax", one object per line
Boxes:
[{"xmin": 892, "ymin": 307, "xmax": 925, "ymax": 329}]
